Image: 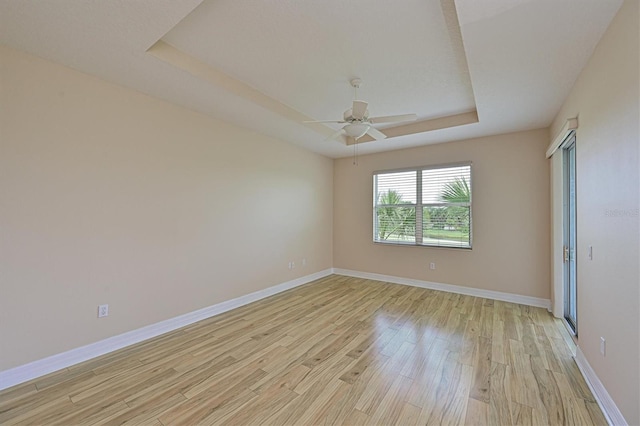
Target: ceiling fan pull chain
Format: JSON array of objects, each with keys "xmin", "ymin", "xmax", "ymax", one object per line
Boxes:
[
  {"xmin": 353, "ymin": 143, "xmax": 356, "ymax": 165},
  {"xmin": 352, "ymin": 141, "xmax": 359, "ymax": 166}
]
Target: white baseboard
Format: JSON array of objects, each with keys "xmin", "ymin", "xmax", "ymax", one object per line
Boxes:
[
  {"xmin": 574, "ymin": 346, "xmax": 627, "ymax": 426},
  {"xmin": 332, "ymin": 268, "xmax": 551, "ymax": 309},
  {"xmin": 0, "ymin": 269, "xmax": 332, "ymax": 391}
]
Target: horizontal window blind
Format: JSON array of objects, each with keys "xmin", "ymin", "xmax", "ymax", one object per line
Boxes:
[
  {"xmin": 374, "ymin": 171, "xmax": 417, "ymax": 244},
  {"xmin": 373, "ymin": 164, "xmax": 472, "ymax": 248}
]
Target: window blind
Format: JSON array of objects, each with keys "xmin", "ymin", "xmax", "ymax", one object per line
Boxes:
[{"xmin": 373, "ymin": 163, "xmax": 472, "ymax": 248}]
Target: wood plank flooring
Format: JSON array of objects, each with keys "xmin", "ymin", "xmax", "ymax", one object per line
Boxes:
[{"xmin": 0, "ymin": 275, "xmax": 607, "ymax": 425}]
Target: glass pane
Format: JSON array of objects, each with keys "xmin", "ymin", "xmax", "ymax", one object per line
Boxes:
[
  {"xmin": 375, "ymin": 171, "xmax": 417, "ymax": 205},
  {"xmin": 375, "ymin": 206, "xmax": 416, "ymax": 243},
  {"xmin": 423, "ymin": 166, "xmax": 471, "ymax": 204},
  {"xmin": 423, "ymin": 206, "xmax": 470, "ymax": 248},
  {"xmin": 568, "ymin": 143, "xmax": 577, "ymax": 324}
]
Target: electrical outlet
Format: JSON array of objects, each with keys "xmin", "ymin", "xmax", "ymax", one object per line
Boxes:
[
  {"xmin": 600, "ymin": 337, "xmax": 606, "ymax": 356},
  {"xmin": 98, "ymin": 304, "xmax": 109, "ymax": 318},
  {"xmin": 429, "ymin": 262, "xmax": 436, "ymax": 270}
]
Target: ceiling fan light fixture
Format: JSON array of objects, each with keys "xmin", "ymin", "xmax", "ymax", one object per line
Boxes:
[{"xmin": 343, "ymin": 123, "xmax": 370, "ymax": 139}]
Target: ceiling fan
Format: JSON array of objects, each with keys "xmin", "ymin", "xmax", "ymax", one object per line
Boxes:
[{"xmin": 305, "ymin": 78, "xmax": 417, "ymax": 141}]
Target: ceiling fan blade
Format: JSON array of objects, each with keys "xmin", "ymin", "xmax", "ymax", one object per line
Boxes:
[
  {"xmin": 326, "ymin": 128, "xmax": 346, "ymax": 141},
  {"xmin": 303, "ymin": 119, "xmax": 346, "ymax": 123},
  {"xmin": 366, "ymin": 126, "xmax": 387, "ymax": 141},
  {"xmin": 369, "ymin": 113, "xmax": 417, "ymax": 124},
  {"xmin": 352, "ymin": 100, "xmax": 368, "ymax": 120}
]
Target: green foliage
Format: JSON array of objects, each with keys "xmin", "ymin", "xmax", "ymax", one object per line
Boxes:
[
  {"xmin": 376, "ymin": 178, "xmax": 471, "ymax": 245},
  {"xmin": 437, "ymin": 177, "xmax": 470, "ymax": 235},
  {"xmin": 440, "ymin": 178, "xmax": 470, "ymax": 203},
  {"xmin": 376, "ymin": 190, "xmax": 416, "ymax": 241},
  {"xmin": 424, "ymin": 206, "xmax": 448, "ymax": 230}
]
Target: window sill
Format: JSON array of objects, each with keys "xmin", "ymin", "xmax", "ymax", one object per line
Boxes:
[{"xmin": 373, "ymin": 241, "xmax": 472, "ymax": 250}]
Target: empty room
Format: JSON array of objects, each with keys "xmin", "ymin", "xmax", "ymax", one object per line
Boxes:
[{"xmin": 0, "ymin": 0, "xmax": 638, "ymax": 425}]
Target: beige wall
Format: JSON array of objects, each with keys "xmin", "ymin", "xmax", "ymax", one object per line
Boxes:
[
  {"xmin": 0, "ymin": 45, "xmax": 333, "ymax": 371},
  {"xmin": 334, "ymin": 129, "xmax": 550, "ymax": 299},
  {"xmin": 550, "ymin": 0, "xmax": 639, "ymax": 423},
  {"xmin": 2, "ymin": 6, "xmax": 637, "ymax": 419}
]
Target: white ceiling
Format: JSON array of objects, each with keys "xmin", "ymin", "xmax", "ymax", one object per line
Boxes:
[{"xmin": 0, "ymin": 0, "xmax": 623, "ymax": 158}]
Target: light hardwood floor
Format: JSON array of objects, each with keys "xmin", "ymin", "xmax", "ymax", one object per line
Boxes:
[{"xmin": 0, "ymin": 275, "xmax": 606, "ymax": 425}]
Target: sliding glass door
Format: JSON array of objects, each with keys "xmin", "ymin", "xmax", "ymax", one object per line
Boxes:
[{"xmin": 563, "ymin": 136, "xmax": 577, "ymax": 333}]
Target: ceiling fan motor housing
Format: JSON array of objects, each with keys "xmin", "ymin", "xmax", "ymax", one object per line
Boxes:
[{"xmin": 344, "ymin": 108, "xmax": 369, "ymax": 122}]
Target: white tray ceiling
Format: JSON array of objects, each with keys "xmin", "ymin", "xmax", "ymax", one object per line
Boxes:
[{"xmin": 0, "ymin": 0, "xmax": 623, "ymax": 158}]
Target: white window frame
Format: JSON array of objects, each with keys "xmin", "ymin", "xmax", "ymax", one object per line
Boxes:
[{"xmin": 373, "ymin": 162, "xmax": 473, "ymax": 249}]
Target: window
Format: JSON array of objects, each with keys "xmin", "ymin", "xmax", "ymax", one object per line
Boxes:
[{"xmin": 373, "ymin": 163, "xmax": 472, "ymax": 248}]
